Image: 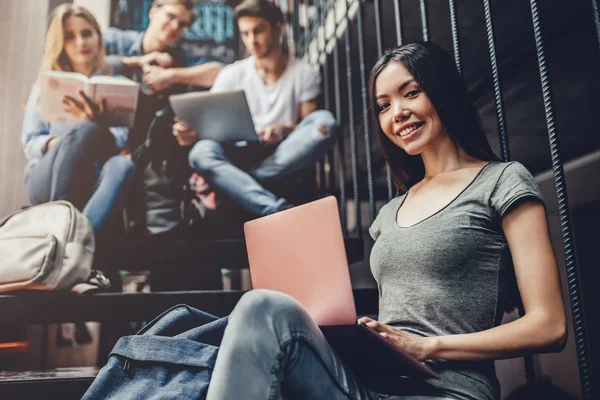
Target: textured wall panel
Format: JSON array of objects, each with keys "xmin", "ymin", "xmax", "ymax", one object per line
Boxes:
[{"xmin": 0, "ymin": 0, "xmax": 49, "ymax": 217}]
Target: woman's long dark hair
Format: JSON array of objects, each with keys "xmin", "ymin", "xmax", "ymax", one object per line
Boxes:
[{"xmin": 368, "ymin": 41, "xmax": 499, "ymax": 193}]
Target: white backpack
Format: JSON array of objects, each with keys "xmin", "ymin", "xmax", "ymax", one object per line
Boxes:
[{"xmin": 0, "ymin": 201, "xmax": 106, "ymax": 293}]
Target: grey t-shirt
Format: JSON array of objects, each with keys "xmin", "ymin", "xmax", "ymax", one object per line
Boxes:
[{"xmin": 368, "ymin": 161, "xmax": 544, "ymax": 400}]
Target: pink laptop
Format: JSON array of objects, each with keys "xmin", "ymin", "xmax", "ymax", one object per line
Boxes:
[{"xmin": 244, "ymin": 196, "xmax": 439, "ymax": 388}]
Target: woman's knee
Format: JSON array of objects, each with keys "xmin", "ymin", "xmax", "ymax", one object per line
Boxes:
[
  {"xmin": 229, "ymin": 289, "xmax": 306, "ymax": 329},
  {"xmin": 25, "ymin": 174, "xmax": 47, "ymax": 206},
  {"xmin": 59, "ymin": 122, "xmax": 115, "ymax": 158},
  {"xmin": 188, "ymin": 139, "xmax": 224, "ymax": 171},
  {"xmin": 63, "ymin": 122, "xmax": 104, "ymax": 144},
  {"xmin": 102, "ymin": 155, "xmax": 135, "ymax": 184}
]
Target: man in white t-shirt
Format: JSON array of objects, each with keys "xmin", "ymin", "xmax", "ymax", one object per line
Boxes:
[{"xmin": 172, "ymin": 0, "xmax": 337, "ymax": 216}]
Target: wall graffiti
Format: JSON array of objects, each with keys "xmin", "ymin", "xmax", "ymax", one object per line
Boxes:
[{"xmin": 111, "ymin": 0, "xmax": 241, "ymax": 65}]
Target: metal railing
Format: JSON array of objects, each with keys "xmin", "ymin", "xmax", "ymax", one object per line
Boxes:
[{"xmin": 292, "ymin": 0, "xmax": 594, "ymax": 398}]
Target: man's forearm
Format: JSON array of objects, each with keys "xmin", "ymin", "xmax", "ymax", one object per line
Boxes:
[
  {"xmin": 121, "ymin": 56, "xmax": 145, "ymax": 68},
  {"xmin": 168, "ymin": 62, "xmax": 223, "ymax": 88}
]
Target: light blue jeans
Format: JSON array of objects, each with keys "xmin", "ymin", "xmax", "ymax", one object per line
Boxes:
[
  {"xmin": 206, "ymin": 290, "xmax": 456, "ymax": 400},
  {"xmin": 26, "ymin": 122, "xmax": 135, "ymax": 233},
  {"xmin": 188, "ymin": 110, "xmax": 337, "ymax": 216}
]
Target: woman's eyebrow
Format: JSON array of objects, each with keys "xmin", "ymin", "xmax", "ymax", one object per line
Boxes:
[
  {"xmin": 375, "ymin": 78, "xmax": 416, "ymax": 100},
  {"xmin": 397, "ymin": 79, "xmax": 416, "ymax": 93}
]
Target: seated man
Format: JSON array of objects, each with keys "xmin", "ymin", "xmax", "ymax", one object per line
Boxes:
[
  {"xmin": 174, "ymin": 0, "xmax": 338, "ymax": 217},
  {"xmin": 102, "ymin": 0, "xmax": 225, "ymax": 235},
  {"xmin": 103, "ymin": 0, "xmax": 223, "ymax": 149}
]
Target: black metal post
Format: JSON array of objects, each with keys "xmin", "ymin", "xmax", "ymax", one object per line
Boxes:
[
  {"xmin": 320, "ymin": 1, "xmax": 335, "ymax": 193},
  {"xmin": 448, "ymin": 0, "xmax": 463, "ymax": 75},
  {"xmin": 530, "ymin": 1, "xmax": 592, "ymax": 397},
  {"xmin": 356, "ymin": 0, "xmax": 376, "ymax": 222},
  {"xmin": 393, "ymin": 0, "xmax": 404, "ymax": 46},
  {"xmin": 293, "ymin": 0, "xmax": 300, "ymax": 57},
  {"xmin": 315, "ymin": 1, "xmax": 327, "ymax": 195},
  {"xmin": 483, "ymin": 0, "xmax": 510, "ymax": 161},
  {"xmin": 332, "ymin": 0, "xmax": 348, "ymax": 235},
  {"xmin": 374, "ymin": 0, "xmax": 384, "ymax": 57},
  {"xmin": 344, "ymin": 0, "xmax": 362, "ymax": 236},
  {"xmin": 593, "ymin": 0, "xmax": 600, "ymax": 50},
  {"xmin": 419, "ymin": 0, "xmax": 430, "ymax": 41},
  {"xmin": 321, "ymin": 0, "xmax": 330, "ymax": 112}
]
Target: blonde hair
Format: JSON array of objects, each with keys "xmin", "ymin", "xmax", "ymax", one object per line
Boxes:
[{"xmin": 39, "ymin": 4, "xmax": 109, "ymax": 76}]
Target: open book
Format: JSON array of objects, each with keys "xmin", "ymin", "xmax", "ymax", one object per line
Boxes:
[{"xmin": 39, "ymin": 71, "xmax": 140, "ymax": 127}]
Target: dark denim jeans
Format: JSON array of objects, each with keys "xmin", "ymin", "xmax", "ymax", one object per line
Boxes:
[{"xmin": 25, "ymin": 122, "xmax": 134, "ymax": 233}]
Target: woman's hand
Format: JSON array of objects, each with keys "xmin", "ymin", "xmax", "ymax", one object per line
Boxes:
[
  {"xmin": 358, "ymin": 317, "xmax": 438, "ymax": 361},
  {"xmin": 62, "ymin": 91, "xmax": 106, "ymax": 125}
]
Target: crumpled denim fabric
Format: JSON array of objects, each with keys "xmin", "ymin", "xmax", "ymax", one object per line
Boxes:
[{"xmin": 83, "ymin": 305, "xmax": 228, "ymax": 400}]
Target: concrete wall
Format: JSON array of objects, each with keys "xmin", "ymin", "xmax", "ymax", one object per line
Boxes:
[
  {"xmin": 0, "ymin": 0, "xmax": 112, "ymax": 219},
  {"xmin": 0, "ymin": 0, "xmax": 49, "ymax": 218}
]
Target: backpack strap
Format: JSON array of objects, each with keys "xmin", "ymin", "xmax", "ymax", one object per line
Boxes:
[{"xmin": 71, "ymin": 270, "xmax": 111, "ymax": 294}]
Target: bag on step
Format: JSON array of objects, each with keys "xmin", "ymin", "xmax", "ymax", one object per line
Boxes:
[
  {"xmin": 82, "ymin": 304, "xmax": 228, "ymax": 400},
  {"xmin": 126, "ymin": 105, "xmax": 200, "ymax": 237},
  {"xmin": 0, "ymin": 201, "xmax": 108, "ymax": 293}
]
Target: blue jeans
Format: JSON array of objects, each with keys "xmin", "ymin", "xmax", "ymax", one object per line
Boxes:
[
  {"xmin": 206, "ymin": 290, "xmax": 456, "ymax": 400},
  {"xmin": 25, "ymin": 122, "xmax": 135, "ymax": 233},
  {"xmin": 188, "ymin": 110, "xmax": 337, "ymax": 216}
]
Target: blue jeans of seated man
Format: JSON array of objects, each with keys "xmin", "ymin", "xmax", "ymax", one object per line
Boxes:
[
  {"xmin": 25, "ymin": 122, "xmax": 135, "ymax": 233},
  {"xmin": 206, "ymin": 290, "xmax": 457, "ymax": 400},
  {"xmin": 188, "ymin": 110, "xmax": 337, "ymax": 216}
]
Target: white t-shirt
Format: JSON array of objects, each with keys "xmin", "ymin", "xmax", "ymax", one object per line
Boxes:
[{"xmin": 210, "ymin": 56, "xmax": 321, "ymax": 131}]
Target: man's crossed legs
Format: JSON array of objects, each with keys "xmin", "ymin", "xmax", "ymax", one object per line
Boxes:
[{"xmin": 188, "ymin": 110, "xmax": 337, "ymax": 216}]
